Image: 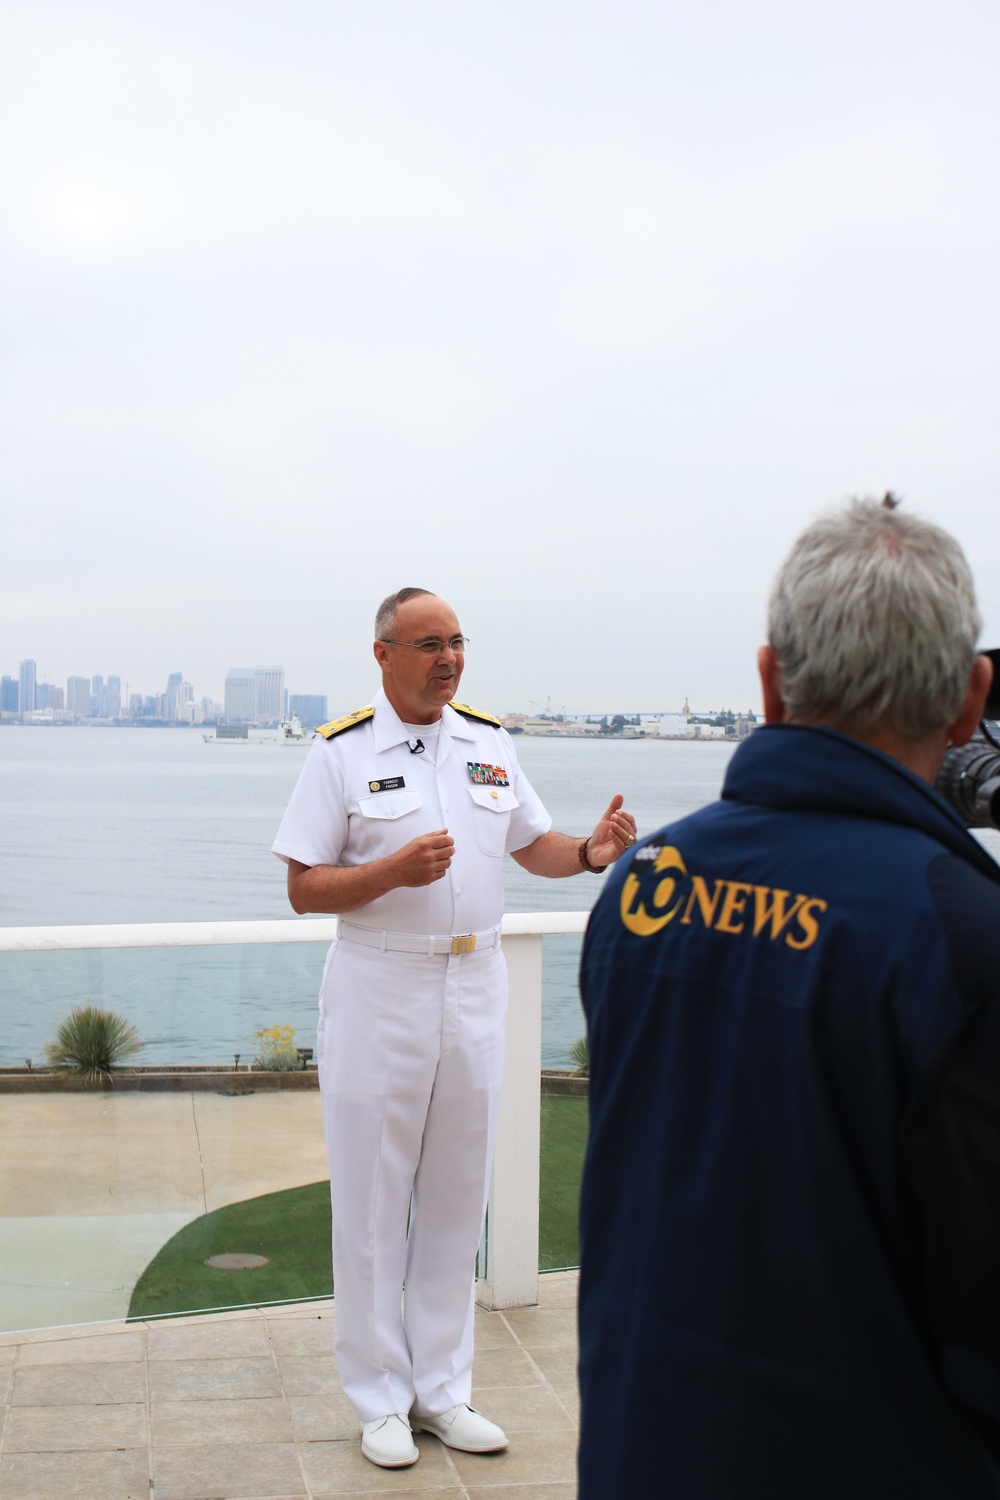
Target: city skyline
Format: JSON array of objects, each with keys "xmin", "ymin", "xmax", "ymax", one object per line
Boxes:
[
  {"xmin": 1, "ymin": 657, "xmax": 331, "ymax": 725},
  {"xmin": 2, "ymin": 638, "xmax": 766, "ymax": 722},
  {"xmin": 1, "ymin": 652, "xmax": 748, "ymax": 725}
]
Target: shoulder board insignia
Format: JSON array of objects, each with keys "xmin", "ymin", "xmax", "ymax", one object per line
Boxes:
[
  {"xmin": 315, "ymin": 706, "xmax": 375, "ymax": 739},
  {"xmin": 449, "ymin": 700, "xmax": 501, "ymax": 728}
]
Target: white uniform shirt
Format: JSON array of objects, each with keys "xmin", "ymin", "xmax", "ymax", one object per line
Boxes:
[{"xmin": 271, "ymin": 688, "xmax": 551, "ymax": 934}]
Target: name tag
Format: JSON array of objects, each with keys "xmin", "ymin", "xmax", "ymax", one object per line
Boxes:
[{"xmin": 368, "ymin": 776, "xmax": 405, "ymax": 793}]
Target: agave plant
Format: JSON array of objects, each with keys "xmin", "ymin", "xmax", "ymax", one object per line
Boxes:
[
  {"xmin": 45, "ymin": 1006, "xmax": 141, "ymax": 1084},
  {"xmin": 568, "ymin": 1035, "xmax": 589, "ymax": 1076}
]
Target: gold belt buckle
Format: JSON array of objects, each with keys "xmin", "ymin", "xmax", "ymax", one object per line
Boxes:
[{"xmin": 450, "ymin": 934, "xmax": 476, "ymax": 955}]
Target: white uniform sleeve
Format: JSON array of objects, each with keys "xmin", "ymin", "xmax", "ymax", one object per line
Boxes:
[
  {"xmin": 501, "ymin": 730, "xmax": 552, "ymax": 853},
  {"xmin": 271, "ymin": 738, "xmax": 350, "ymax": 869}
]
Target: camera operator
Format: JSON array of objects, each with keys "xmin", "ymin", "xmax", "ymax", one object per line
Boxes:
[{"xmin": 578, "ymin": 498, "xmax": 1000, "ymax": 1499}]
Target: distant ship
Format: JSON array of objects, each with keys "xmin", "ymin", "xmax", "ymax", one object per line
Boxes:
[{"xmin": 203, "ymin": 713, "xmax": 312, "ymax": 745}]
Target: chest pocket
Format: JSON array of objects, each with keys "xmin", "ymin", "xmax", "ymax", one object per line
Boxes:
[
  {"xmin": 467, "ymin": 784, "xmax": 519, "ymax": 857},
  {"xmin": 356, "ymin": 788, "xmax": 424, "ymax": 855},
  {"xmin": 357, "ymin": 789, "xmax": 423, "ymax": 821}
]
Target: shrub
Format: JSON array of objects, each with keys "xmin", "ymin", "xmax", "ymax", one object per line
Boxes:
[
  {"xmin": 568, "ymin": 1035, "xmax": 589, "ymax": 1076},
  {"xmin": 45, "ymin": 1006, "xmax": 141, "ymax": 1084},
  {"xmin": 254, "ymin": 1023, "xmax": 300, "ymax": 1071}
]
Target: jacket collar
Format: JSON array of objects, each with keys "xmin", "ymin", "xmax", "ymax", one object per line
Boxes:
[{"xmin": 724, "ymin": 724, "xmax": 1000, "ymax": 882}]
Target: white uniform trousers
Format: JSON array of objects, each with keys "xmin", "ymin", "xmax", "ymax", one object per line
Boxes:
[{"xmin": 316, "ymin": 936, "xmax": 507, "ymax": 1421}]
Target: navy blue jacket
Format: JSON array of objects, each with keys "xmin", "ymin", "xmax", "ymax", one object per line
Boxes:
[{"xmin": 578, "ymin": 725, "xmax": 1000, "ymax": 1499}]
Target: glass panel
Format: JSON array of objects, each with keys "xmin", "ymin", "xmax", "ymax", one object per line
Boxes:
[
  {"xmin": 539, "ymin": 933, "xmax": 587, "ymax": 1272},
  {"xmin": 0, "ymin": 932, "xmax": 588, "ymax": 1327},
  {"xmin": 539, "ymin": 1091, "xmax": 588, "ymax": 1273},
  {"xmin": 2, "ymin": 936, "xmax": 588, "ymax": 1074},
  {"xmin": 541, "ymin": 932, "xmax": 585, "ymax": 1069},
  {"xmin": 0, "ymin": 942, "xmax": 332, "ymax": 1335},
  {"xmin": 1, "ymin": 944, "xmax": 328, "ymax": 1070}
]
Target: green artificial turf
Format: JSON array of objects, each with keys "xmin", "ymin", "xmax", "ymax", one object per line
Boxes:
[
  {"xmin": 128, "ymin": 1180, "xmax": 334, "ymax": 1320},
  {"xmin": 127, "ymin": 1093, "xmax": 589, "ymax": 1321},
  {"xmin": 538, "ymin": 1093, "xmax": 589, "ymax": 1269}
]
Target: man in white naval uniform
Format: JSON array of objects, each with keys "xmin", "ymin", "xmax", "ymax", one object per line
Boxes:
[{"xmin": 272, "ymin": 587, "xmax": 636, "ymax": 1470}]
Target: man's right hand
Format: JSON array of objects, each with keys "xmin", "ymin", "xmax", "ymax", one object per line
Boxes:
[
  {"xmin": 286, "ymin": 833, "xmax": 454, "ymax": 912},
  {"xmin": 391, "ymin": 830, "xmax": 454, "ymax": 887}
]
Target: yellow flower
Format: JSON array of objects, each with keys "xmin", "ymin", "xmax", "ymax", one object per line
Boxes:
[{"xmin": 253, "ymin": 1024, "xmax": 299, "ymax": 1070}]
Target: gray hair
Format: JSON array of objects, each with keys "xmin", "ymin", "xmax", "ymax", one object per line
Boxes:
[
  {"xmin": 768, "ymin": 498, "xmax": 981, "ymax": 739},
  {"xmin": 374, "ymin": 587, "xmax": 433, "ymax": 642}
]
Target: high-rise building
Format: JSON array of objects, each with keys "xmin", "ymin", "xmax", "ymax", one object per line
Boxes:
[
  {"xmin": 224, "ymin": 668, "xmax": 257, "ymax": 723},
  {"xmin": 289, "ymin": 694, "xmax": 328, "ymax": 728},
  {"xmin": 36, "ymin": 683, "xmax": 65, "ymax": 711},
  {"xmin": 106, "ymin": 676, "xmax": 122, "ymax": 720},
  {"xmin": 165, "ymin": 672, "xmax": 183, "ymax": 721},
  {"xmin": 18, "ymin": 660, "xmax": 36, "ymax": 718},
  {"xmin": 255, "ymin": 666, "xmax": 284, "ymax": 725},
  {"xmin": 1, "ymin": 677, "xmax": 17, "ymax": 713},
  {"xmin": 67, "ymin": 677, "xmax": 92, "ymax": 717}
]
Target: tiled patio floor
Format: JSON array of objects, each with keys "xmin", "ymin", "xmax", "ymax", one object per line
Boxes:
[{"xmin": 0, "ymin": 1272, "xmax": 580, "ymax": 1499}]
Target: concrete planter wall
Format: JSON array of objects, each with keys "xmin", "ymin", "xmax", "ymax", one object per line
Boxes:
[
  {"xmin": 0, "ymin": 1065, "xmax": 319, "ymax": 1094},
  {"xmin": 540, "ymin": 1069, "xmax": 589, "ymax": 1097},
  {"xmin": 0, "ymin": 1065, "xmax": 588, "ymax": 1096}
]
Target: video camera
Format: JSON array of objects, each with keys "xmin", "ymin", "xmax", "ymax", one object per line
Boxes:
[{"xmin": 936, "ymin": 647, "xmax": 1000, "ymax": 830}]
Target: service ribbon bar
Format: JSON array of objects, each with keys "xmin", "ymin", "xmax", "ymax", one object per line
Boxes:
[{"xmin": 467, "ymin": 762, "xmax": 510, "ymax": 787}]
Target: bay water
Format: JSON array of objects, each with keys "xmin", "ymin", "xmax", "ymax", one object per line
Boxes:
[
  {"xmin": 0, "ymin": 727, "xmax": 735, "ymax": 1068},
  {"xmin": 3, "ymin": 728, "xmax": 995, "ymax": 1069}
]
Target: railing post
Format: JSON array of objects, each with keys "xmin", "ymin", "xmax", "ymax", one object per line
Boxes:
[{"xmin": 477, "ymin": 929, "xmax": 543, "ymax": 1310}]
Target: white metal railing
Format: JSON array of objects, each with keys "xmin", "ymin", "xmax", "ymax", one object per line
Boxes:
[
  {"xmin": 0, "ymin": 912, "xmax": 586, "ymax": 951},
  {"xmin": 0, "ymin": 912, "xmax": 589, "ymax": 1312}
]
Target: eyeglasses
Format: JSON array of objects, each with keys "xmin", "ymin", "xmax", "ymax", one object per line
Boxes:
[{"xmin": 380, "ymin": 635, "xmax": 469, "ymax": 655}]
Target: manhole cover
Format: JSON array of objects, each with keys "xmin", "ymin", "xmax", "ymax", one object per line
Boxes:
[{"xmin": 204, "ymin": 1253, "xmax": 269, "ymax": 1270}]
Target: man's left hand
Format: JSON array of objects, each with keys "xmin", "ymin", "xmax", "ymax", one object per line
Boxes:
[{"xmin": 587, "ymin": 794, "xmax": 638, "ymax": 867}]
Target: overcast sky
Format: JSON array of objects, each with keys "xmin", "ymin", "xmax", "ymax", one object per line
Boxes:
[{"xmin": 2, "ymin": 0, "xmax": 998, "ymax": 716}]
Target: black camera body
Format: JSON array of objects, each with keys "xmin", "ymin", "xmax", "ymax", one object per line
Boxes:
[{"xmin": 936, "ymin": 648, "xmax": 1000, "ymax": 830}]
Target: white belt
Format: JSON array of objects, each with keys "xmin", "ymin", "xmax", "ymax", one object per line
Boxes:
[{"xmin": 337, "ymin": 920, "xmax": 502, "ymax": 956}]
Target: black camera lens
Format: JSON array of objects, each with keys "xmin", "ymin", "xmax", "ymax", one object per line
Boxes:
[{"xmin": 936, "ymin": 724, "xmax": 1000, "ymax": 829}]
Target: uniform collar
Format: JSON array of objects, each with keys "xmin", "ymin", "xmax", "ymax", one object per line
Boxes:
[
  {"xmin": 370, "ymin": 688, "xmax": 478, "ymax": 752},
  {"xmin": 441, "ymin": 701, "xmax": 480, "ymax": 742}
]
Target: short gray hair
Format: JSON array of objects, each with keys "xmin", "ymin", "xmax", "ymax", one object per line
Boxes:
[
  {"xmin": 768, "ymin": 498, "xmax": 981, "ymax": 739},
  {"xmin": 374, "ymin": 587, "xmax": 433, "ymax": 642}
]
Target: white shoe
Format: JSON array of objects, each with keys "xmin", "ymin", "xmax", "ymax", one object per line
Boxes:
[
  {"xmin": 411, "ymin": 1403, "xmax": 508, "ymax": 1453},
  {"xmin": 360, "ymin": 1412, "xmax": 419, "ymax": 1468}
]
